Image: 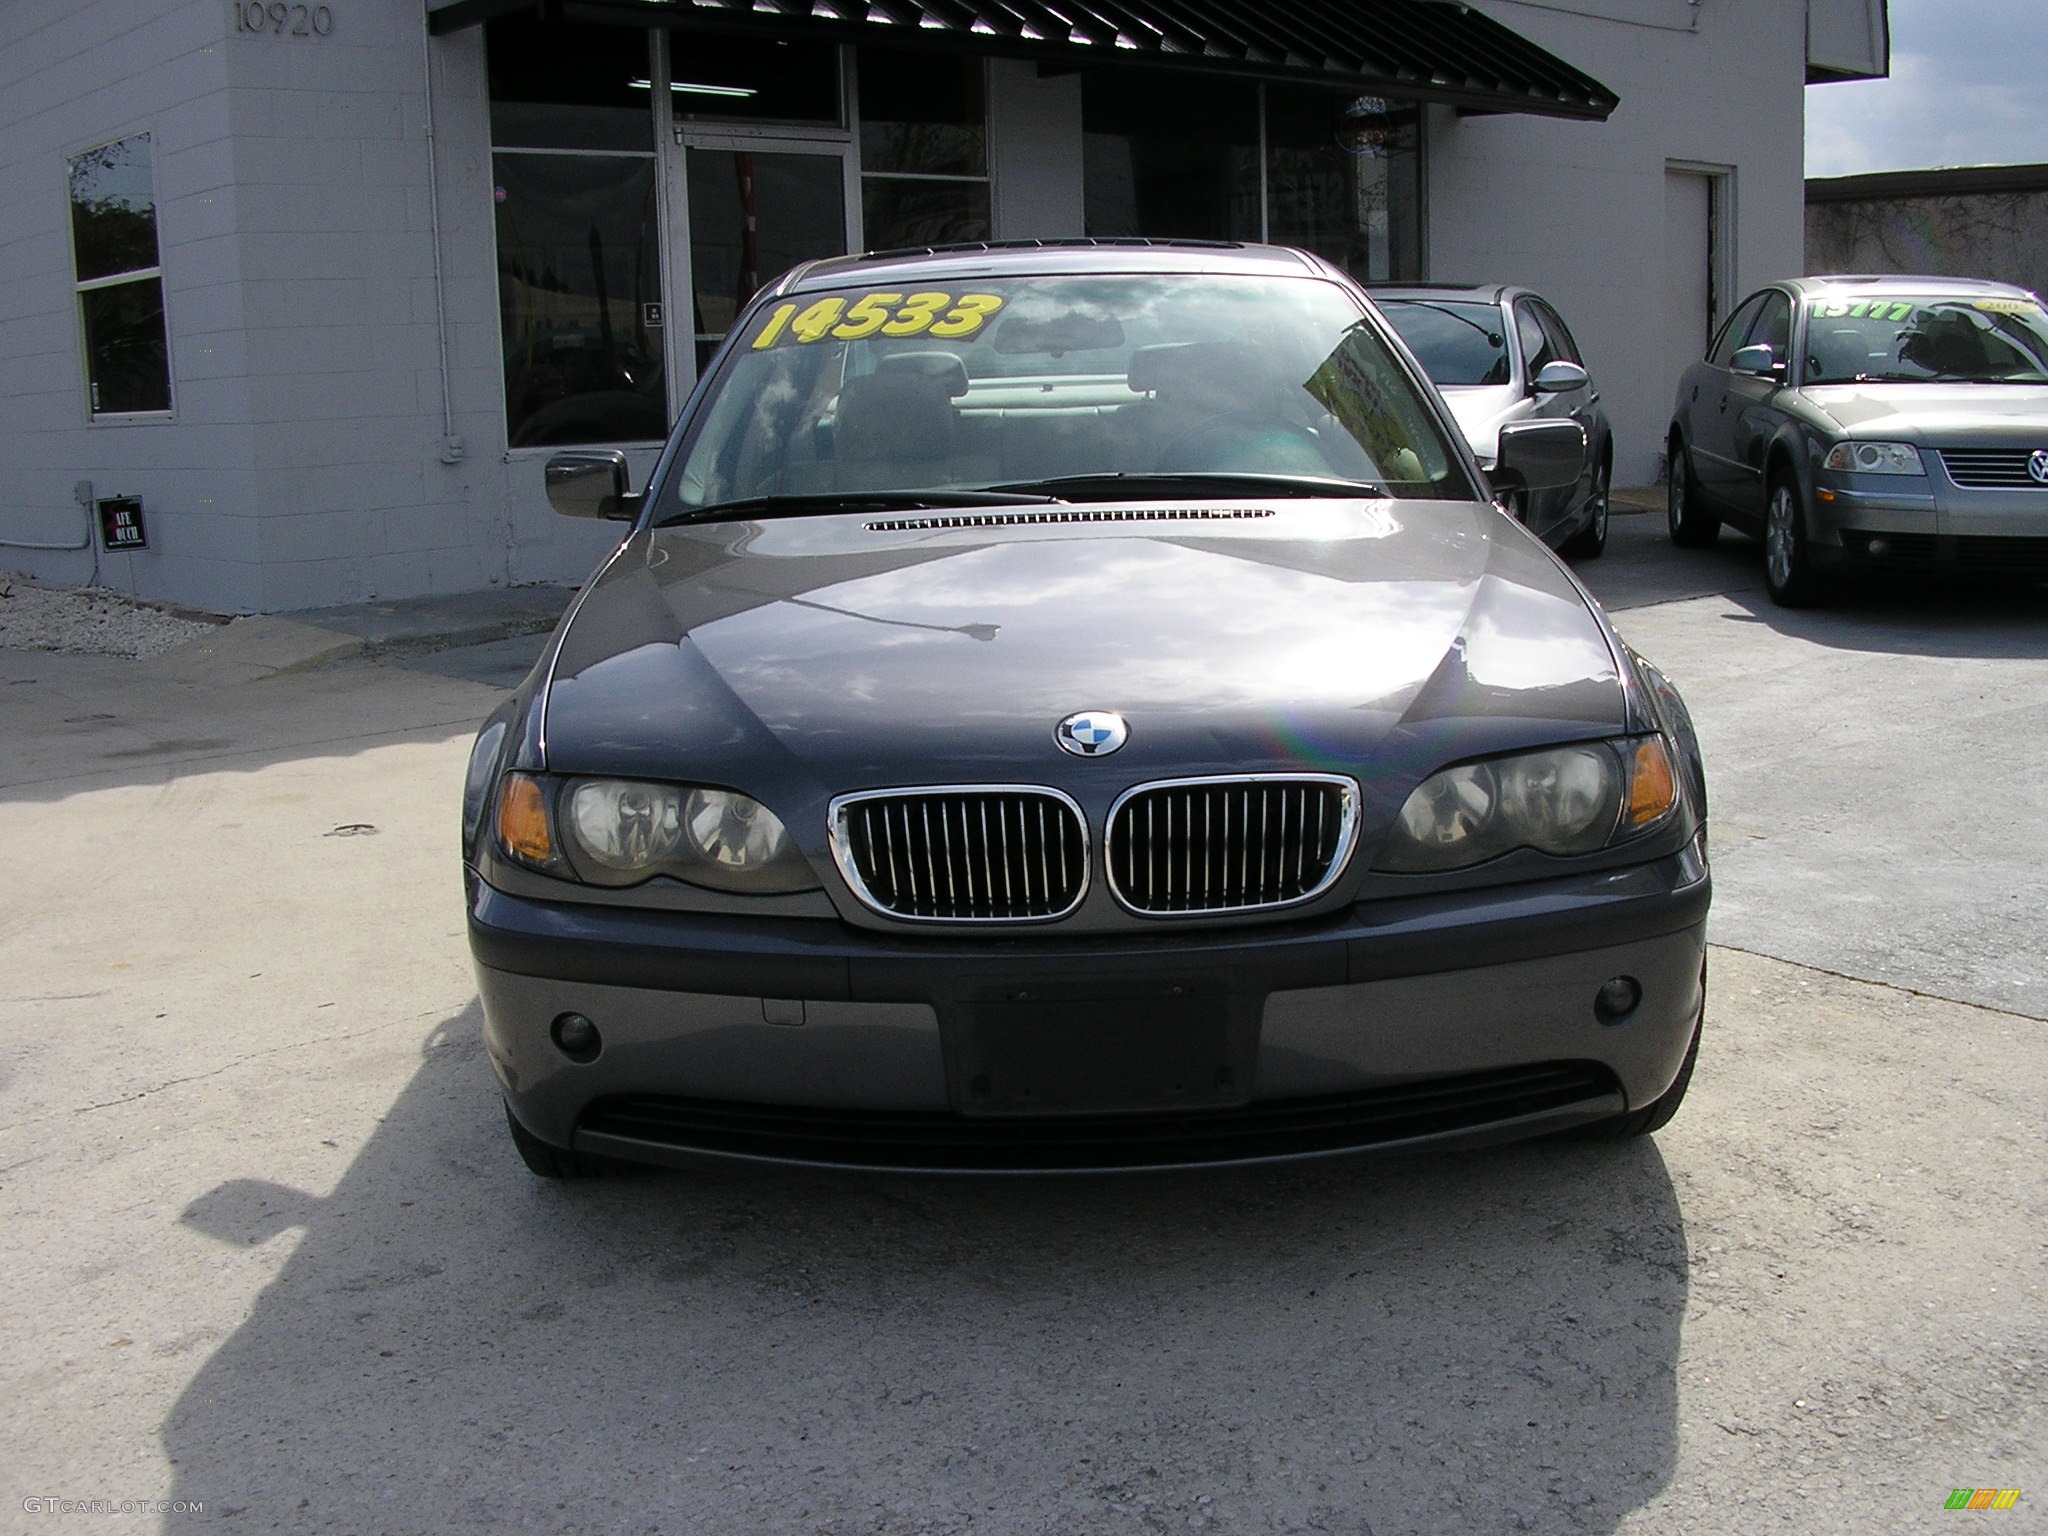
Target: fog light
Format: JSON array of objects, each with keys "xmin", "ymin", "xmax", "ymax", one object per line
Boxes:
[
  {"xmin": 1866, "ymin": 537, "xmax": 1891, "ymax": 558},
  {"xmin": 1594, "ymin": 977, "xmax": 1641, "ymax": 1024},
  {"xmin": 551, "ymin": 1011, "xmax": 602, "ymax": 1062}
]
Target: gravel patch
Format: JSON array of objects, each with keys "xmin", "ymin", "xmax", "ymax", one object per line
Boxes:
[{"xmin": 0, "ymin": 572, "xmax": 220, "ymax": 660}]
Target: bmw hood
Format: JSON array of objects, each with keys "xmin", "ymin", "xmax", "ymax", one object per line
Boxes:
[{"xmin": 540, "ymin": 499, "xmax": 1627, "ymax": 795}]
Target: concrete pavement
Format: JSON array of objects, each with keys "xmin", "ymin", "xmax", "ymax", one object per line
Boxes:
[{"xmin": 0, "ymin": 514, "xmax": 2042, "ymax": 1535}]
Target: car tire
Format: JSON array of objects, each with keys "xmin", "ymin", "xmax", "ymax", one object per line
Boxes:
[
  {"xmin": 1569, "ymin": 991, "xmax": 1702, "ymax": 1142},
  {"xmin": 1562, "ymin": 459, "xmax": 1610, "ymax": 559},
  {"xmin": 1667, "ymin": 440, "xmax": 1720, "ymax": 548},
  {"xmin": 505, "ymin": 1101, "xmax": 635, "ymax": 1179},
  {"xmin": 1763, "ymin": 474, "xmax": 1830, "ymax": 607}
]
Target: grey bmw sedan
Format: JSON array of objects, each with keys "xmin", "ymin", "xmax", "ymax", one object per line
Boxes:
[
  {"xmin": 1668, "ymin": 274, "xmax": 2048, "ymax": 604},
  {"xmin": 464, "ymin": 241, "xmax": 1710, "ymax": 1176}
]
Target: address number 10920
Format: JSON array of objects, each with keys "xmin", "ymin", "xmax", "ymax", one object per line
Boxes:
[{"xmin": 235, "ymin": 3, "xmax": 336, "ymax": 35}]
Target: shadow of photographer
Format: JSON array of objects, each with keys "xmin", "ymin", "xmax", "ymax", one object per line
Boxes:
[{"xmin": 163, "ymin": 1002, "xmax": 1689, "ymax": 1535}]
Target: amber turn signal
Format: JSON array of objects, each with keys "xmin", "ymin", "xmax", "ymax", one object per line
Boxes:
[
  {"xmin": 1627, "ymin": 738, "xmax": 1678, "ymax": 827},
  {"xmin": 497, "ymin": 773, "xmax": 555, "ymax": 865}
]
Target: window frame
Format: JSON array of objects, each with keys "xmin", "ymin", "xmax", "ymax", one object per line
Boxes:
[{"xmin": 67, "ymin": 130, "xmax": 175, "ymax": 424}]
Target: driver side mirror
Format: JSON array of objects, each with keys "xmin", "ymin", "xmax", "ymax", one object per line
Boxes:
[
  {"xmin": 1531, "ymin": 360, "xmax": 1589, "ymax": 396},
  {"xmin": 1731, "ymin": 344, "xmax": 1787, "ymax": 381},
  {"xmin": 545, "ymin": 450, "xmax": 642, "ymax": 522},
  {"xmin": 1490, "ymin": 420, "xmax": 1587, "ymax": 494}
]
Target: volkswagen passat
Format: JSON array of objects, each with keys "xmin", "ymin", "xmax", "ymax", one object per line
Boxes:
[
  {"xmin": 1668, "ymin": 274, "xmax": 2048, "ymax": 604},
  {"xmin": 463, "ymin": 241, "xmax": 1710, "ymax": 1177}
]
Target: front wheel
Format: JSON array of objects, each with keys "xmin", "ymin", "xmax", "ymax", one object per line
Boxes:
[
  {"xmin": 1563, "ymin": 459, "xmax": 1610, "ymax": 559},
  {"xmin": 1667, "ymin": 440, "xmax": 1720, "ymax": 548},
  {"xmin": 1763, "ymin": 476, "xmax": 1830, "ymax": 607}
]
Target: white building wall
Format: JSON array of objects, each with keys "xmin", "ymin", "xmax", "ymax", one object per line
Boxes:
[
  {"xmin": 1432, "ymin": 0, "xmax": 1810, "ymax": 484},
  {"xmin": 0, "ymin": 2, "xmax": 260, "ymax": 608}
]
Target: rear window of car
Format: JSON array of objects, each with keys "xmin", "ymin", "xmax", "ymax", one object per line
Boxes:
[
  {"xmin": 653, "ymin": 273, "xmax": 1472, "ymax": 515},
  {"xmin": 1802, "ymin": 294, "xmax": 2048, "ymax": 384},
  {"xmin": 1376, "ymin": 299, "xmax": 1511, "ymax": 387}
]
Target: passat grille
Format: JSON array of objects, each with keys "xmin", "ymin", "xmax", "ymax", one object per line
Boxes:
[
  {"xmin": 834, "ymin": 790, "xmax": 1085, "ymax": 921},
  {"xmin": 1107, "ymin": 776, "xmax": 1357, "ymax": 915},
  {"xmin": 1938, "ymin": 449, "xmax": 2048, "ymax": 489}
]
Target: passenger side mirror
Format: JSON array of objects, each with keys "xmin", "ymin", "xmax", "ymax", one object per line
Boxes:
[
  {"xmin": 1731, "ymin": 344, "xmax": 1786, "ymax": 380},
  {"xmin": 1531, "ymin": 360, "xmax": 1588, "ymax": 396},
  {"xmin": 1490, "ymin": 420, "xmax": 1586, "ymax": 494},
  {"xmin": 545, "ymin": 450, "xmax": 641, "ymax": 522}
]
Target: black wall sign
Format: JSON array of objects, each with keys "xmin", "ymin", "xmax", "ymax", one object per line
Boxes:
[{"xmin": 97, "ymin": 496, "xmax": 148, "ymax": 551}]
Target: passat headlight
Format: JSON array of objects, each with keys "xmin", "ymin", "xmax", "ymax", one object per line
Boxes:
[
  {"xmin": 500, "ymin": 774, "xmax": 820, "ymax": 893},
  {"xmin": 1375, "ymin": 737, "xmax": 1679, "ymax": 873},
  {"xmin": 1823, "ymin": 441, "xmax": 1924, "ymax": 475}
]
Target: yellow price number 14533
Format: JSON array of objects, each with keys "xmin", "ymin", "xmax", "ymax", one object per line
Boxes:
[{"xmin": 752, "ymin": 291, "xmax": 1006, "ymax": 349}]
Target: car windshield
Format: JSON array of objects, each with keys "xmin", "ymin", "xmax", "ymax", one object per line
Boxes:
[
  {"xmin": 1802, "ymin": 294, "xmax": 2048, "ymax": 384},
  {"xmin": 1374, "ymin": 299, "xmax": 1512, "ymax": 387},
  {"xmin": 652, "ymin": 273, "xmax": 1470, "ymax": 520}
]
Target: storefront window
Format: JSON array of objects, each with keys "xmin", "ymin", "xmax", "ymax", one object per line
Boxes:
[
  {"xmin": 1081, "ymin": 72, "xmax": 1423, "ymax": 281},
  {"xmin": 666, "ymin": 33, "xmax": 841, "ymax": 126},
  {"xmin": 858, "ymin": 49, "xmax": 989, "ymax": 250},
  {"xmin": 487, "ymin": 18, "xmax": 665, "ymax": 447},
  {"xmin": 69, "ymin": 133, "xmax": 171, "ymax": 417},
  {"xmin": 1267, "ymin": 90, "xmax": 1421, "ymax": 282},
  {"xmin": 1082, "ymin": 72, "xmax": 1260, "ymax": 243}
]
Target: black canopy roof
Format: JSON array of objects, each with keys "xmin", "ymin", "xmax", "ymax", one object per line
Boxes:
[{"xmin": 429, "ymin": 0, "xmax": 1617, "ymax": 121}]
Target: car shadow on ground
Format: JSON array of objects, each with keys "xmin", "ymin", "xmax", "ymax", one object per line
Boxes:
[
  {"xmin": 1577, "ymin": 506, "xmax": 2048, "ymax": 659},
  {"xmin": 162, "ymin": 1004, "xmax": 1690, "ymax": 1535}
]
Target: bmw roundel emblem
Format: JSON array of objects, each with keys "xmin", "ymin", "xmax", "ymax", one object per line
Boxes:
[
  {"xmin": 1055, "ymin": 710, "xmax": 1128, "ymax": 757},
  {"xmin": 2029, "ymin": 449, "xmax": 2048, "ymax": 485}
]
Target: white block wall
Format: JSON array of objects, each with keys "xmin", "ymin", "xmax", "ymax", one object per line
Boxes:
[
  {"xmin": 1434, "ymin": 0, "xmax": 1810, "ymax": 486},
  {"xmin": 0, "ymin": 1, "xmax": 622, "ymax": 612}
]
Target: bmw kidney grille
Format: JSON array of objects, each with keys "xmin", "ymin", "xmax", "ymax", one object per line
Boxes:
[
  {"xmin": 832, "ymin": 789, "xmax": 1088, "ymax": 922},
  {"xmin": 1107, "ymin": 776, "xmax": 1359, "ymax": 916}
]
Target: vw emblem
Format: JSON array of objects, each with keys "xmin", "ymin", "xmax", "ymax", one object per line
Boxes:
[
  {"xmin": 1055, "ymin": 710, "xmax": 1128, "ymax": 757},
  {"xmin": 2029, "ymin": 449, "xmax": 2048, "ymax": 485}
]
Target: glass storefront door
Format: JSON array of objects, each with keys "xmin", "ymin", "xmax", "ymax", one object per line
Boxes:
[{"xmin": 678, "ymin": 139, "xmax": 856, "ymax": 374}]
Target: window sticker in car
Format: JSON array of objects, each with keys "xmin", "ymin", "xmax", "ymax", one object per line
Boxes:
[
  {"xmin": 1811, "ymin": 299, "xmax": 1917, "ymax": 321},
  {"xmin": 750, "ymin": 292, "xmax": 1006, "ymax": 350},
  {"xmin": 1971, "ymin": 297, "xmax": 2042, "ymax": 316}
]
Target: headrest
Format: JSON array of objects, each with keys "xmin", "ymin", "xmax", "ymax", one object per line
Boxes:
[
  {"xmin": 877, "ymin": 350, "xmax": 970, "ymax": 397},
  {"xmin": 1126, "ymin": 340, "xmax": 1264, "ymax": 398},
  {"xmin": 834, "ymin": 373, "xmax": 955, "ymax": 462}
]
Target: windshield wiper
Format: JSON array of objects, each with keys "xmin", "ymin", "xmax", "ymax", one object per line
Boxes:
[
  {"xmin": 983, "ymin": 471, "xmax": 1387, "ymax": 501},
  {"xmin": 656, "ymin": 489, "xmax": 1058, "ymax": 527}
]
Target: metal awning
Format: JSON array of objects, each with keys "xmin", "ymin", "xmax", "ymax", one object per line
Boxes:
[{"xmin": 428, "ymin": 0, "xmax": 1618, "ymax": 121}]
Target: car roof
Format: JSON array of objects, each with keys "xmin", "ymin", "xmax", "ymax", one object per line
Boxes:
[
  {"xmin": 777, "ymin": 239, "xmax": 1344, "ymax": 295},
  {"xmin": 1787, "ymin": 273, "xmax": 2040, "ymax": 301},
  {"xmin": 1365, "ymin": 282, "xmax": 1515, "ymax": 305}
]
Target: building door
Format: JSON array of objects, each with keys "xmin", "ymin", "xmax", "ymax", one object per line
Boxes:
[
  {"xmin": 1662, "ymin": 169, "xmax": 1722, "ymax": 457},
  {"xmin": 674, "ymin": 138, "xmax": 858, "ymax": 380}
]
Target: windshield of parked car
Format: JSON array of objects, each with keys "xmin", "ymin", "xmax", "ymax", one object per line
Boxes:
[
  {"xmin": 1374, "ymin": 299, "xmax": 1512, "ymax": 387},
  {"xmin": 652, "ymin": 274, "xmax": 1470, "ymax": 519},
  {"xmin": 1803, "ymin": 294, "xmax": 2048, "ymax": 384}
]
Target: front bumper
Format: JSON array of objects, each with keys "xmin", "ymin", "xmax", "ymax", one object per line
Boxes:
[{"xmin": 472, "ymin": 840, "xmax": 1709, "ymax": 1171}]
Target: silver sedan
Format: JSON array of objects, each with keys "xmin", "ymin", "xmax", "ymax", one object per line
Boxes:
[{"xmin": 1667, "ymin": 273, "xmax": 2048, "ymax": 604}]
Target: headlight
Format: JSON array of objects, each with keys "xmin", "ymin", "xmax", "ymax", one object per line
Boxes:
[
  {"xmin": 1375, "ymin": 737, "xmax": 1680, "ymax": 873},
  {"xmin": 499, "ymin": 774, "xmax": 820, "ymax": 893},
  {"xmin": 1823, "ymin": 441, "xmax": 1924, "ymax": 475}
]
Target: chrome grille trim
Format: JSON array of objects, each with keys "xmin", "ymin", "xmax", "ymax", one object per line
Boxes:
[
  {"xmin": 829, "ymin": 786, "xmax": 1088, "ymax": 923},
  {"xmin": 1938, "ymin": 449, "xmax": 2048, "ymax": 489},
  {"xmin": 1106, "ymin": 774, "xmax": 1360, "ymax": 917}
]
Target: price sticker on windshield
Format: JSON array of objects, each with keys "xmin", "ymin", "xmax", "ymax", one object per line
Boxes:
[
  {"xmin": 750, "ymin": 291, "xmax": 1005, "ymax": 350},
  {"xmin": 1972, "ymin": 297, "xmax": 2041, "ymax": 315}
]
